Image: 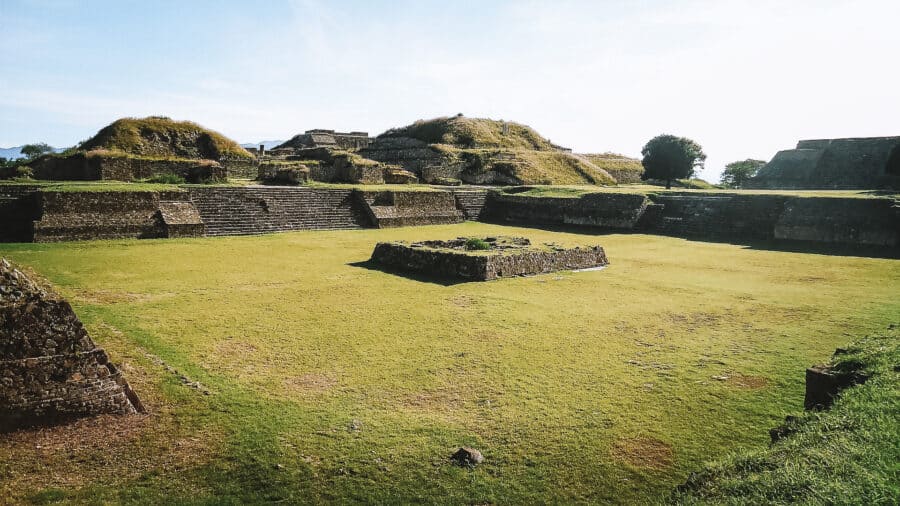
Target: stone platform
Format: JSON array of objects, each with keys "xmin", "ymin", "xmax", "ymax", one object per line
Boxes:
[{"xmin": 370, "ymin": 236, "xmax": 608, "ymax": 281}]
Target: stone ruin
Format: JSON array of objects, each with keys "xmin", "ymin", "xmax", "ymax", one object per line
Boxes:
[
  {"xmin": 748, "ymin": 136, "xmax": 900, "ymax": 190},
  {"xmin": 370, "ymin": 236, "xmax": 609, "ymax": 281},
  {"xmin": 0, "ymin": 259, "xmax": 142, "ymax": 432},
  {"xmin": 275, "ymin": 129, "xmax": 372, "ymax": 151}
]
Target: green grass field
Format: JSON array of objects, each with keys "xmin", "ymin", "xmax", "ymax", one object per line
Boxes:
[{"xmin": 1, "ymin": 223, "xmax": 898, "ymax": 504}]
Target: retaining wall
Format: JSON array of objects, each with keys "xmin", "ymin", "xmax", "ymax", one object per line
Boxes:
[
  {"xmin": 32, "ymin": 190, "xmax": 204, "ymax": 242},
  {"xmin": 31, "ymin": 153, "xmax": 226, "ymax": 182},
  {"xmin": 357, "ymin": 190, "xmax": 464, "ymax": 228},
  {"xmin": 485, "ymin": 191, "xmax": 650, "ymax": 229},
  {"xmin": 483, "ymin": 191, "xmax": 900, "ymax": 248}
]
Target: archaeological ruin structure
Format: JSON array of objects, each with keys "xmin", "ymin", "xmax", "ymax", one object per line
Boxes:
[
  {"xmin": 0, "ymin": 184, "xmax": 898, "ymax": 249},
  {"xmin": 370, "ymin": 236, "xmax": 609, "ymax": 281},
  {"xmin": 748, "ymin": 136, "xmax": 900, "ymax": 190},
  {"xmin": 0, "ymin": 259, "xmax": 142, "ymax": 431},
  {"xmin": 275, "ymin": 129, "xmax": 372, "ymax": 151}
]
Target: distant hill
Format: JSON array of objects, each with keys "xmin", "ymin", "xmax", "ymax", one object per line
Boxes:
[
  {"xmin": 1, "ymin": 145, "xmax": 65, "ymax": 161},
  {"xmin": 241, "ymin": 140, "xmax": 285, "ymax": 150},
  {"xmin": 0, "ymin": 147, "xmax": 24, "ymax": 160},
  {"xmin": 79, "ymin": 116, "xmax": 252, "ymax": 160}
]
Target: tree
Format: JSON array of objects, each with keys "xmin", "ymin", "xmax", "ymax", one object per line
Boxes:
[
  {"xmin": 640, "ymin": 135, "xmax": 706, "ymax": 189},
  {"xmin": 20, "ymin": 143, "xmax": 54, "ymax": 160},
  {"xmin": 719, "ymin": 159, "xmax": 766, "ymax": 188}
]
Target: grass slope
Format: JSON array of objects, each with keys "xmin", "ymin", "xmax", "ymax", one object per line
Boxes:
[
  {"xmin": 582, "ymin": 153, "xmax": 645, "ymax": 184},
  {"xmin": 379, "ymin": 116, "xmax": 554, "ymax": 150},
  {"xmin": 79, "ymin": 117, "xmax": 252, "ymax": 160},
  {"xmin": 377, "ymin": 117, "xmax": 615, "ymax": 186},
  {"xmin": 0, "ymin": 225, "xmax": 897, "ymax": 504},
  {"xmin": 671, "ymin": 327, "xmax": 899, "ymax": 505}
]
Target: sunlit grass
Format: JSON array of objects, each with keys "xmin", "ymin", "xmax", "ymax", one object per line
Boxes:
[{"xmin": 1, "ymin": 223, "xmax": 897, "ymax": 504}]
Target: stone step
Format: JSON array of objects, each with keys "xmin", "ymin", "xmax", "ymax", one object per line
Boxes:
[{"xmin": 187, "ymin": 186, "xmax": 371, "ymax": 236}]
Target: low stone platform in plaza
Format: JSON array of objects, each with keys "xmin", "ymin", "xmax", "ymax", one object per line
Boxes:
[{"xmin": 370, "ymin": 236, "xmax": 609, "ymax": 281}]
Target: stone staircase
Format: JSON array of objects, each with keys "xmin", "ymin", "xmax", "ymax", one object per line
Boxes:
[
  {"xmin": 451, "ymin": 188, "xmax": 491, "ymax": 220},
  {"xmin": 188, "ymin": 186, "xmax": 371, "ymax": 236},
  {"xmin": 357, "ymin": 190, "xmax": 464, "ymax": 228}
]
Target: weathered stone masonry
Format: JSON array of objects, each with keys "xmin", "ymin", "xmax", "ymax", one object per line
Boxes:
[
  {"xmin": 371, "ymin": 238, "xmax": 609, "ymax": 281},
  {"xmin": 0, "ymin": 185, "xmax": 896, "ymax": 249},
  {"xmin": 1, "ymin": 259, "xmax": 142, "ymax": 431},
  {"xmin": 482, "ymin": 190, "xmax": 900, "ymax": 248}
]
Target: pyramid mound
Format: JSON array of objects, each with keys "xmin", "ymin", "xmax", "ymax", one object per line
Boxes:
[
  {"xmin": 378, "ymin": 116, "xmax": 555, "ymax": 150},
  {"xmin": 79, "ymin": 116, "xmax": 252, "ymax": 160},
  {"xmin": 361, "ymin": 116, "xmax": 615, "ymax": 186},
  {"xmin": 0, "ymin": 259, "xmax": 142, "ymax": 432}
]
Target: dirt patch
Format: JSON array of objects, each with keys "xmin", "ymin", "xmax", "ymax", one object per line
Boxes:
[
  {"xmin": 215, "ymin": 340, "xmax": 259, "ymax": 357},
  {"xmin": 400, "ymin": 389, "xmax": 464, "ymax": 411},
  {"xmin": 0, "ymin": 411, "xmax": 220, "ymax": 501},
  {"xmin": 284, "ymin": 373, "xmax": 338, "ymax": 394},
  {"xmin": 611, "ymin": 437, "xmax": 674, "ymax": 470},
  {"xmin": 449, "ymin": 295, "xmax": 475, "ymax": 308},
  {"xmin": 69, "ymin": 289, "xmax": 178, "ymax": 305}
]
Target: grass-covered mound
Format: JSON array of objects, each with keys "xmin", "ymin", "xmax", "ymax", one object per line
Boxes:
[
  {"xmin": 379, "ymin": 115, "xmax": 554, "ymax": 150},
  {"xmin": 671, "ymin": 327, "xmax": 900, "ymax": 505},
  {"xmin": 79, "ymin": 116, "xmax": 252, "ymax": 160},
  {"xmin": 583, "ymin": 153, "xmax": 644, "ymax": 184},
  {"xmin": 367, "ymin": 116, "xmax": 615, "ymax": 185}
]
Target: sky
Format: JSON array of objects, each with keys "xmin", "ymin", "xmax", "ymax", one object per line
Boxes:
[{"xmin": 1, "ymin": 0, "xmax": 898, "ymax": 182}]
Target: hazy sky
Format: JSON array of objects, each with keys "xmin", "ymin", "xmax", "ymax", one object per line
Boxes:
[{"xmin": 1, "ymin": 0, "xmax": 898, "ymax": 181}]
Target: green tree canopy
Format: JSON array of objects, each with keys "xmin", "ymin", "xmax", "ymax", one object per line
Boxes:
[
  {"xmin": 640, "ymin": 135, "xmax": 706, "ymax": 189},
  {"xmin": 20, "ymin": 143, "xmax": 55, "ymax": 160},
  {"xmin": 720, "ymin": 159, "xmax": 766, "ymax": 188}
]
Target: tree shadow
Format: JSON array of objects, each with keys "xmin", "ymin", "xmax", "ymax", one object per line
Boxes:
[{"xmin": 347, "ymin": 260, "xmax": 473, "ymax": 286}]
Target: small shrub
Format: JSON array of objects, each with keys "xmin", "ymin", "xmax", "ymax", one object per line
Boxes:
[
  {"xmin": 16, "ymin": 166, "xmax": 34, "ymax": 179},
  {"xmin": 465, "ymin": 238, "xmax": 492, "ymax": 251}
]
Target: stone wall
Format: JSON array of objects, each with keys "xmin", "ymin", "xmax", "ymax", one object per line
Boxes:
[
  {"xmin": 221, "ymin": 157, "xmax": 258, "ymax": 179},
  {"xmin": 645, "ymin": 193, "xmax": 790, "ymax": 241},
  {"xmin": 773, "ymin": 197, "xmax": 899, "ymax": 246},
  {"xmin": 32, "ymin": 190, "xmax": 204, "ymax": 242},
  {"xmin": 357, "ymin": 190, "xmax": 464, "ymax": 228},
  {"xmin": 31, "ymin": 152, "xmax": 226, "ymax": 183},
  {"xmin": 485, "ymin": 191, "xmax": 650, "ymax": 229},
  {"xmin": 484, "ymin": 190, "xmax": 899, "ymax": 248},
  {"xmin": 370, "ymin": 240, "xmax": 609, "ymax": 281},
  {"xmin": 257, "ymin": 162, "xmax": 311, "ymax": 185},
  {"xmin": 0, "ymin": 259, "xmax": 141, "ymax": 431}
]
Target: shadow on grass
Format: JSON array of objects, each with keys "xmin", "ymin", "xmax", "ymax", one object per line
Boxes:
[
  {"xmin": 480, "ymin": 220, "xmax": 900, "ymax": 259},
  {"xmin": 347, "ymin": 260, "xmax": 471, "ymax": 286}
]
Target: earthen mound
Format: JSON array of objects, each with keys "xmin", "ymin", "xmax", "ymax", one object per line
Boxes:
[
  {"xmin": 78, "ymin": 116, "xmax": 252, "ymax": 161},
  {"xmin": 361, "ymin": 115, "xmax": 616, "ymax": 186}
]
